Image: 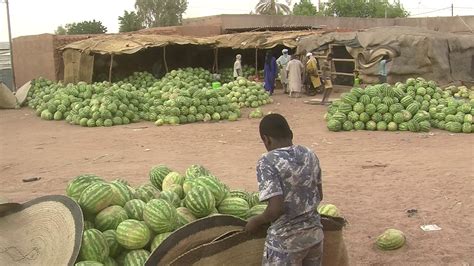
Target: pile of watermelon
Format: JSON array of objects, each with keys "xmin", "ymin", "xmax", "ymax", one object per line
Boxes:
[
  {"xmin": 224, "ymin": 77, "xmax": 273, "ymax": 108},
  {"xmin": 26, "ymin": 67, "xmax": 273, "ymax": 127},
  {"xmin": 68, "ymin": 164, "xmax": 266, "ymax": 265},
  {"xmin": 325, "ymin": 78, "xmax": 473, "ymax": 133}
]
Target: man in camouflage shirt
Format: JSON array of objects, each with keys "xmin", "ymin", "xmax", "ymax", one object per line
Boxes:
[{"xmin": 246, "ymin": 113, "xmax": 324, "ymax": 265}]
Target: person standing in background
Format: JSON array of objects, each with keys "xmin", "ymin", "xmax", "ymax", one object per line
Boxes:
[
  {"xmin": 286, "ymin": 55, "xmax": 305, "ymax": 98},
  {"xmin": 378, "ymin": 55, "xmax": 391, "ymax": 84},
  {"xmin": 305, "ymin": 53, "xmax": 321, "ymax": 96},
  {"xmin": 320, "ymin": 53, "xmax": 334, "ymax": 104},
  {"xmin": 263, "ymin": 51, "xmax": 278, "ymax": 95},
  {"xmin": 234, "ymin": 54, "xmax": 243, "ymax": 80},
  {"xmin": 276, "ymin": 49, "xmax": 291, "ymax": 94}
]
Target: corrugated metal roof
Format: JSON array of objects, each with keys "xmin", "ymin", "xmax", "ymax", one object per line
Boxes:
[{"xmin": 0, "ymin": 42, "xmax": 11, "ymax": 70}]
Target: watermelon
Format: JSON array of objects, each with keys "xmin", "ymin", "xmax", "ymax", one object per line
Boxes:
[
  {"xmin": 419, "ymin": 121, "xmax": 431, "ymax": 132},
  {"xmin": 79, "ymin": 229, "xmax": 109, "ymax": 263},
  {"xmin": 134, "ymin": 184, "xmax": 160, "ymax": 202},
  {"xmin": 184, "ymin": 186, "xmax": 216, "ymax": 218},
  {"xmin": 176, "ymin": 207, "xmax": 197, "ymax": 226},
  {"xmin": 347, "ymin": 111, "xmax": 359, "ymax": 123},
  {"xmin": 247, "ymin": 204, "xmax": 266, "ymax": 219},
  {"xmin": 332, "ymin": 112, "xmax": 346, "ymax": 123},
  {"xmin": 150, "ymin": 232, "xmax": 172, "ymax": 252},
  {"xmin": 406, "ymin": 102, "xmax": 420, "ymax": 115},
  {"xmin": 407, "ymin": 120, "xmax": 420, "ymax": 132},
  {"xmin": 393, "ymin": 112, "xmax": 404, "ymax": 124},
  {"xmin": 185, "ymin": 164, "xmax": 209, "ymax": 179},
  {"xmin": 78, "ymin": 182, "xmax": 114, "ymax": 214},
  {"xmin": 365, "ymin": 104, "xmax": 376, "ymax": 115},
  {"xmin": 103, "ymin": 257, "xmax": 117, "ymax": 266},
  {"xmin": 370, "ymin": 96, "xmax": 382, "ymax": 106},
  {"xmin": 446, "ymin": 122, "xmax": 462, "ymax": 133},
  {"xmin": 116, "ymin": 219, "xmax": 151, "ymax": 250},
  {"xmin": 327, "ymin": 119, "xmax": 342, "ymax": 132},
  {"xmin": 382, "ymin": 113, "xmax": 393, "ymax": 123},
  {"xmin": 182, "ymin": 179, "xmax": 194, "ymax": 195},
  {"xmin": 359, "ymin": 112, "xmax": 370, "ymax": 123},
  {"xmin": 123, "ymin": 249, "xmax": 150, "ymax": 266},
  {"xmin": 159, "ymin": 190, "xmax": 181, "ymax": 208},
  {"xmin": 359, "ymin": 95, "xmax": 370, "ymax": 105},
  {"xmin": 376, "ymin": 121, "xmax": 387, "ymax": 131},
  {"xmin": 191, "ymin": 176, "xmax": 227, "ymax": 206},
  {"xmin": 229, "ymin": 190, "xmax": 250, "ymax": 202},
  {"xmin": 342, "ymin": 121, "xmax": 354, "ymax": 131},
  {"xmin": 95, "ymin": 205, "xmax": 128, "ymax": 231},
  {"xmin": 109, "ymin": 181, "xmax": 134, "ymax": 207},
  {"xmin": 398, "ymin": 122, "xmax": 408, "ymax": 131},
  {"xmin": 401, "ymin": 110, "xmax": 412, "ymax": 121},
  {"xmin": 217, "ymin": 197, "xmax": 250, "ymax": 219},
  {"xmin": 337, "ymin": 103, "xmax": 352, "ymax": 114},
  {"xmin": 341, "ymin": 93, "xmax": 358, "ymax": 105},
  {"xmin": 143, "ymin": 199, "xmax": 179, "ymax": 233},
  {"xmin": 149, "ymin": 165, "xmax": 172, "ymax": 190},
  {"xmin": 401, "ymin": 95, "xmax": 414, "ymax": 107},
  {"xmin": 353, "ymin": 102, "xmax": 365, "ymax": 114},
  {"xmin": 389, "ymin": 103, "xmax": 404, "ymax": 114},
  {"xmin": 354, "ymin": 121, "xmax": 365, "ymax": 130},
  {"xmin": 376, "ymin": 229, "xmax": 406, "ymax": 251},
  {"xmin": 317, "ymin": 204, "xmax": 340, "ymax": 217},
  {"xmin": 462, "ymin": 123, "xmax": 472, "ymax": 133},
  {"xmin": 124, "ymin": 199, "xmax": 146, "ymax": 221},
  {"xmin": 366, "ymin": 121, "xmax": 377, "ymax": 131},
  {"xmin": 161, "ymin": 172, "xmax": 185, "ymax": 191},
  {"xmin": 102, "ymin": 230, "xmax": 123, "ymax": 258},
  {"xmin": 66, "ymin": 174, "xmax": 103, "ymax": 201},
  {"xmin": 371, "ymin": 113, "xmax": 383, "ymax": 123},
  {"xmin": 247, "ymin": 192, "xmax": 260, "ymax": 207},
  {"xmin": 387, "ymin": 122, "xmax": 398, "ymax": 131}
]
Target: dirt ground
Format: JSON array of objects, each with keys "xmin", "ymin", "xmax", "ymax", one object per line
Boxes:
[{"xmin": 1, "ymin": 92, "xmax": 473, "ymax": 265}]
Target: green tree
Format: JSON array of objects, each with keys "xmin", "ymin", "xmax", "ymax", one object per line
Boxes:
[
  {"xmin": 293, "ymin": 0, "xmax": 318, "ymax": 16},
  {"xmin": 64, "ymin": 20, "xmax": 107, "ymax": 35},
  {"xmin": 255, "ymin": 0, "xmax": 292, "ymax": 15},
  {"xmin": 135, "ymin": 0, "xmax": 188, "ymax": 27},
  {"xmin": 55, "ymin": 26, "xmax": 67, "ymax": 35},
  {"xmin": 323, "ymin": 0, "xmax": 408, "ymax": 18},
  {"xmin": 119, "ymin": 10, "xmax": 144, "ymax": 32}
]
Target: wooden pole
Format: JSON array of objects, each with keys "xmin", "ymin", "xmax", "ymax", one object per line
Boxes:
[
  {"xmin": 255, "ymin": 48, "xmax": 258, "ymax": 79},
  {"xmin": 215, "ymin": 48, "xmax": 219, "ymax": 73},
  {"xmin": 108, "ymin": 54, "xmax": 114, "ymax": 83},
  {"xmin": 163, "ymin": 46, "xmax": 169, "ymax": 73}
]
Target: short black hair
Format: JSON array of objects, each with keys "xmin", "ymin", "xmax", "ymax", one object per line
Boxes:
[{"xmin": 259, "ymin": 113, "xmax": 293, "ymax": 139}]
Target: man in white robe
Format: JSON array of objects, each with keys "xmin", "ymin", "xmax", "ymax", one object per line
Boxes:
[{"xmin": 286, "ymin": 55, "xmax": 304, "ymax": 98}]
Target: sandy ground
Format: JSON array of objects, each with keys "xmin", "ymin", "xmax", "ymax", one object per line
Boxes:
[{"xmin": 0, "ymin": 91, "xmax": 473, "ymax": 265}]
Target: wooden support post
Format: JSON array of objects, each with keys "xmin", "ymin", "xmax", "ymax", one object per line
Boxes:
[
  {"xmin": 163, "ymin": 46, "xmax": 169, "ymax": 73},
  {"xmin": 215, "ymin": 48, "xmax": 219, "ymax": 73},
  {"xmin": 108, "ymin": 54, "xmax": 114, "ymax": 83},
  {"xmin": 255, "ymin": 48, "xmax": 258, "ymax": 78}
]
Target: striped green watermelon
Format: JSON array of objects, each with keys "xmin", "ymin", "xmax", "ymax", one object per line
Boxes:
[
  {"xmin": 116, "ymin": 219, "xmax": 151, "ymax": 250},
  {"xmin": 389, "ymin": 103, "xmax": 404, "ymax": 114},
  {"xmin": 161, "ymin": 172, "xmax": 185, "ymax": 191},
  {"xmin": 359, "ymin": 95, "xmax": 371, "ymax": 105},
  {"xmin": 401, "ymin": 110, "xmax": 412, "ymax": 121},
  {"xmin": 353, "ymin": 102, "xmax": 365, "ymax": 114},
  {"xmin": 182, "ymin": 179, "xmax": 194, "ymax": 195},
  {"xmin": 102, "ymin": 230, "xmax": 123, "ymax": 258},
  {"xmin": 382, "ymin": 113, "xmax": 393, "ymax": 123},
  {"xmin": 149, "ymin": 165, "xmax": 172, "ymax": 190},
  {"xmin": 124, "ymin": 199, "xmax": 146, "ymax": 221},
  {"xmin": 247, "ymin": 192, "xmax": 260, "ymax": 208},
  {"xmin": 407, "ymin": 120, "xmax": 420, "ymax": 132},
  {"xmin": 350, "ymin": 87, "xmax": 364, "ymax": 97},
  {"xmin": 327, "ymin": 119, "xmax": 342, "ymax": 132},
  {"xmin": 337, "ymin": 103, "xmax": 352, "ymax": 114},
  {"xmin": 332, "ymin": 112, "xmax": 347, "ymax": 123},
  {"xmin": 75, "ymin": 261, "xmax": 104, "ymax": 266},
  {"xmin": 354, "ymin": 121, "xmax": 365, "ymax": 130},
  {"xmin": 176, "ymin": 207, "xmax": 197, "ymax": 226},
  {"xmin": 376, "ymin": 121, "xmax": 387, "ymax": 131},
  {"xmin": 341, "ymin": 93, "xmax": 358, "ymax": 105},
  {"xmin": 167, "ymin": 183, "xmax": 185, "ymax": 199},
  {"xmin": 143, "ymin": 199, "xmax": 179, "ymax": 233},
  {"xmin": 371, "ymin": 113, "xmax": 383, "ymax": 123},
  {"xmin": 365, "ymin": 104, "xmax": 376, "ymax": 115},
  {"xmin": 366, "ymin": 121, "xmax": 377, "ymax": 131},
  {"xmin": 401, "ymin": 95, "xmax": 414, "ymax": 107},
  {"xmin": 230, "ymin": 190, "xmax": 249, "ymax": 201},
  {"xmin": 370, "ymin": 96, "xmax": 382, "ymax": 105},
  {"xmin": 159, "ymin": 190, "xmax": 181, "ymax": 208},
  {"xmin": 376, "ymin": 104, "xmax": 389, "ymax": 114},
  {"xmin": 382, "ymin": 96, "xmax": 395, "ymax": 106},
  {"xmin": 185, "ymin": 164, "xmax": 210, "ymax": 179},
  {"xmin": 407, "ymin": 102, "xmax": 420, "ymax": 115},
  {"xmin": 247, "ymin": 204, "xmax": 266, "ymax": 219},
  {"xmin": 115, "ymin": 252, "xmax": 128, "ymax": 266},
  {"xmin": 419, "ymin": 121, "xmax": 431, "ymax": 132},
  {"xmin": 150, "ymin": 232, "xmax": 172, "ymax": 252},
  {"xmin": 184, "ymin": 186, "xmax": 215, "ymax": 218},
  {"xmin": 317, "ymin": 203, "xmax": 340, "ymax": 217},
  {"xmin": 387, "ymin": 122, "xmax": 398, "ymax": 131},
  {"xmin": 109, "ymin": 181, "xmax": 134, "ymax": 206},
  {"xmin": 398, "ymin": 122, "xmax": 408, "ymax": 131},
  {"xmin": 347, "ymin": 111, "xmax": 359, "ymax": 122},
  {"xmin": 67, "ymin": 174, "xmax": 103, "ymax": 201},
  {"xmin": 123, "ymin": 249, "xmax": 150, "ymax": 266},
  {"xmin": 343, "ymin": 121, "xmax": 354, "ymax": 131},
  {"xmin": 359, "ymin": 112, "xmax": 370, "ymax": 123},
  {"xmin": 134, "ymin": 184, "xmax": 160, "ymax": 203},
  {"xmin": 78, "ymin": 182, "xmax": 114, "ymax": 214},
  {"xmin": 191, "ymin": 176, "xmax": 227, "ymax": 206},
  {"xmin": 217, "ymin": 197, "xmax": 250, "ymax": 219},
  {"xmin": 79, "ymin": 229, "xmax": 109, "ymax": 263},
  {"xmin": 95, "ymin": 205, "xmax": 128, "ymax": 231}
]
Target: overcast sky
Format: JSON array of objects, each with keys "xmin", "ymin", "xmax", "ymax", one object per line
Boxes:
[{"xmin": 0, "ymin": 0, "xmax": 473, "ymax": 42}]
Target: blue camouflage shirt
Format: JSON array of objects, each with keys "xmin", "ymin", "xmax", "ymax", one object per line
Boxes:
[{"xmin": 257, "ymin": 145, "xmax": 323, "ymax": 253}]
